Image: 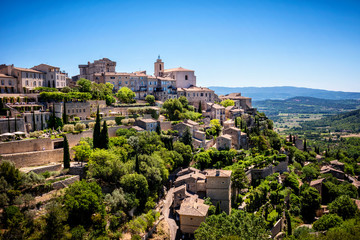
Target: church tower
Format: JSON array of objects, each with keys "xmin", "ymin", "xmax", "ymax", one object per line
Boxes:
[{"xmin": 154, "ymin": 55, "xmax": 164, "ymax": 77}]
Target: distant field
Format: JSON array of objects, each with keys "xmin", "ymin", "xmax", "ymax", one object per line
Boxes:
[{"xmin": 273, "ymin": 113, "xmax": 324, "ymax": 134}]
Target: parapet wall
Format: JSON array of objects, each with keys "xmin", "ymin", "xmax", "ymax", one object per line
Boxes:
[
  {"xmin": 1, "ymin": 149, "xmax": 63, "ymax": 168},
  {"xmin": 0, "ymin": 137, "xmax": 53, "ymax": 154}
]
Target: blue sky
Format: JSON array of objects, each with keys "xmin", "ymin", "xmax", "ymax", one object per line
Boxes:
[{"xmin": 1, "ymin": 0, "xmax": 359, "ymax": 92}]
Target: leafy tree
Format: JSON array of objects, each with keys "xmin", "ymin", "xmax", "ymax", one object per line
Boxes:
[
  {"xmin": 42, "ymin": 202, "xmax": 67, "ymax": 240},
  {"xmin": 145, "ymin": 95, "xmax": 155, "ymax": 105},
  {"xmin": 178, "ymin": 96, "xmax": 188, "ymax": 109},
  {"xmin": 72, "ymin": 140, "xmax": 92, "ymax": 162},
  {"xmin": 116, "ymin": 87, "xmax": 135, "ymax": 103},
  {"xmin": 300, "ymin": 187, "xmax": 321, "ymax": 222},
  {"xmin": 120, "ymin": 173, "xmax": 149, "ymax": 207},
  {"xmin": 313, "ymin": 214, "xmax": 343, "ymax": 231},
  {"xmin": 181, "ymin": 127, "xmax": 193, "ymax": 147},
  {"xmin": 207, "ymin": 119, "xmax": 222, "ymax": 137},
  {"xmin": 220, "ymin": 99, "xmax": 235, "ymax": 108},
  {"xmin": 194, "ymin": 211, "xmax": 269, "ymax": 240},
  {"xmin": 99, "ymin": 120, "xmax": 109, "ymax": 149},
  {"xmin": 105, "ymin": 95, "xmax": 116, "ymax": 106},
  {"xmin": 63, "ymin": 180, "xmax": 105, "ymax": 227},
  {"xmin": 162, "ymin": 98, "xmax": 183, "ymax": 121},
  {"xmin": 328, "ymin": 195, "xmax": 358, "ymax": 220},
  {"xmin": 77, "ymin": 78, "xmax": 92, "ymax": 92},
  {"xmin": 194, "ymin": 151, "xmax": 211, "ymax": 170},
  {"xmin": 173, "ymin": 141, "xmax": 192, "ymax": 166},
  {"xmin": 231, "ymin": 167, "xmax": 249, "ymax": 193},
  {"xmin": 301, "ymin": 165, "xmax": 319, "ymax": 182},
  {"xmin": 63, "ymin": 135, "xmax": 70, "ymax": 168},
  {"xmin": 93, "ymin": 106, "xmax": 101, "ymax": 148}
]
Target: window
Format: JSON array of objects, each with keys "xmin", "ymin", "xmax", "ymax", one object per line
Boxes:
[
  {"xmin": 83, "ymin": 109, "xmax": 86, "ymax": 112},
  {"xmin": 26, "ymin": 73, "xmax": 28, "ymax": 78},
  {"xmin": 119, "ymin": 81, "xmax": 122, "ymax": 85},
  {"xmin": 8, "ymin": 80, "xmax": 12, "ymax": 85},
  {"xmin": 1, "ymin": 80, "xmax": 4, "ymax": 85},
  {"xmin": 125, "ymin": 81, "xmax": 128, "ymax": 84},
  {"xmin": 68, "ymin": 110, "xmax": 70, "ymax": 114},
  {"xmin": 185, "ymin": 75, "xmax": 188, "ymax": 80},
  {"xmin": 149, "ymin": 87, "xmax": 153, "ymax": 91},
  {"xmin": 159, "ymin": 65, "xmax": 162, "ymax": 70},
  {"xmin": 33, "ymin": 81, "xmax": 37, "ymax": 86},
  {"xmin": 201, "ymin": 93, "xmax": 203, "ymax": 96},
  {"xmin": 26, "ymin": 80, "xmax": 29, "ymax": 86},
  {"xmin": 110, "ymin": 77, "xmax": 115, "ymax": 79}
]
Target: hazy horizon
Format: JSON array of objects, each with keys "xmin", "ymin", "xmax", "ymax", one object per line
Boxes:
[{"xmin": 1, "ymin": 0, "xmax": 359, "ymax": 92}]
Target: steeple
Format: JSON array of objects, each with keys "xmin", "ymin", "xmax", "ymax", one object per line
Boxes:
[{"xmin": 154, "ymin": 56, "xmax": 164, "ymax": 77}]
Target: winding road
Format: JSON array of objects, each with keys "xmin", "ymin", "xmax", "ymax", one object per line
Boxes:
[{"xmin": 162, "ymin": 187, "xmax": 179, "ymax": 240}]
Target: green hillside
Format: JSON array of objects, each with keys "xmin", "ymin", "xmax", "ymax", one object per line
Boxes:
[
  {"xmin": 299, "ymin": 109, "xmax": 360, "ymax": 133},
  {"xmin": 253, "ymin": 96, "xmax": 360, "ymax": 117}
]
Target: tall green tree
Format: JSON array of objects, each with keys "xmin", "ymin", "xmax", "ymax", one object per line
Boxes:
[
  {"xmin": 300, "ymin": 187, "xmax": 321, "ymax": 222},
  {"xmin": 93, "ymin": 106, "xmax": 101, "ymax": 148},
  {"xmin": 198, "ymin": 101, "xmax": 202, "ymax": 113},
  {"xmin": 181, "ymin": 127, "xmax": 193, "ymax": 147},
  {"xmin": 40, "ymin": 113, "xmax": 43, "ymax": 130},
  {"xmin": 303, "ymin": 138, "xmax": 307, "ymax": 152},
  {"xmin": 285, "ymin": 210, "xmax": 292, "ymax": 236},
  {"xmin": 99, "ymin": 120, "xmax": 109, "ymax": 149},
  {"xmin": 63, "ymin": 136, "xmax": 70, "ymax": 168},
  {"xmin": 14, "ymin": 115, "xmax": 17, "ymax": 132},
  {"xmin": 32, "ymin": 111, "xmax": 36, "ymax": 131},
  {"xmin": 62, "ymin": 102, "xmax": 68, "ymax": 124}
]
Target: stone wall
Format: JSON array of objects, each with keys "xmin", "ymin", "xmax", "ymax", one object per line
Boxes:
[
  {"xmin": 179, "ymin": 215, "xmax": 207, "ymax": 234},
  {"xmin": 1, "ymin": 149, "xmax": 63, "ymax": 168},
  {"xmin": 28, "ymin": 163, "xmax": 62, "ymax": 174},
  {"xmin": 52, "ymin": 175, "xmax": 80, "ymax": 190},
  {"xmin": 0, "ymin": 118, "xmax": 26, "ymax": 134},
  {"xmin": 0, "ymin": 137, "xmax": 53, "ymax": 154},
  {"xmin": 271, "ymin": 218, "xmax": 284, "ymax": 238},
  {"xmin": 159, "ymin": 121, "xmax": 172, "ymax": 131}
]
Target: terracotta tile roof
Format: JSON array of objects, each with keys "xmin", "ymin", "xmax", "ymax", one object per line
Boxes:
[
  {"xmin": 320, "ymin": 166, "xmax": 344, "ymax": 174},
  {"xmin": 177, "ymin": 167, "xmax": 200, "ymax": 177},
  {"xmin": 177, "ymin": 196, "xmax": 209, "ymax": 217},
  {"xmin": 219, "ymin": 93, "xmax": 251, "ymax": 100},
  {"xmin": 13, "ymin": 67, "xmax": 43, "ymax": 74},
  {"xmin": 330, "ymin": 160, "xmax": 344, "ymax": 166},
  {"xmin": 138, "ymin": 118, "xmax": 157, "ymax": 123},
  {"xmin": 211, "ymin": 104, "xmax": 225, "ymax": 109},
  {"xmin": 228, "ymin": 127, "xmax": 241, "ymax": 132},
  {"xmin": 0, "ymin": 73, "xmax": 14, "ymax": 78},
  {"xmin": 32, "ymin": 64, "xmax": 59, "ymax": 69},
  {"xmin": 205, "ymin": 169, "xmax": 232, "ymax": 177},
  {"xmin": 164, "ymin": 67, "xmax": 194, "ymax": 72},
  {"xmin": 310, "ymin": 178, "xmax": 325, "ymax": 186},
  {"xmin": 177, "ymin": 86, "xmax": 214, "ymax": 92},
  {"xmin": 174, "ymin": 172, "xmax": 206, "ymax": 183}
]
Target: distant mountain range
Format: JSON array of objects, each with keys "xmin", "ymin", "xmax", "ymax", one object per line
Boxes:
[
  {"xmin": 208, "ymin": 86, "xmax": 360, "ymax": 101},
  {"xmin": 253, "ymin": 96, "xmax": 360, "ymax": 117}
]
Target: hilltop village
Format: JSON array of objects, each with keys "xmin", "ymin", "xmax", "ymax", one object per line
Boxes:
[{"xmin": 0, "ymin": 57, "xmax": 360, "ymax": 240}]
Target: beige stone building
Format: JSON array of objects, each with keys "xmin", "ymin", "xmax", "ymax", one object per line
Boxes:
[
  {"xmin": 177, "ymin": 86, "xmax": 215, "ymax": 110},
  {"xmin": 174, "ymin": 168, "xmax": 232, "ymax": 234},
  {"xmin": 0, "ymin": 73, "xmax": 17, "ymax": 93},
  {"xmin": 205, "ymin": 103, "xmax": 226, "ymax": 123},
  {"xmin": 0, "ymin": 64, "xmax": 45, "ymax": 93},
  {"xmin": 219, "ymin": 93, "xmax": 253, "ymax": 110},
  {"xmin": 32, "ymin": 64, "xmax": 67, "ymax": 88},
  {"xmin": 78, "ymin": 58, "xmax": 116, "ymax": 81},
  {"xmin": 216, "ymin": 134, "xmax": 232, "ymax": 150},
  {"xmin": 135, "ymin": 118, "xmax": 158, "ymax": 132},
  {"xmin": 223, "ymin": 127, "xmax": 248, "ymax": 150},
  {"xmin": 176, "ymin": 195, "xmax": 209, "ymax": 234}
]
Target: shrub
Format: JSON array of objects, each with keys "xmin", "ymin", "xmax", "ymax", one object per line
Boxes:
[
  {"xmin": 74, "ymin": 123, "xmax": 86, "ymax": 131},
  {"xmin": 63, "ymin": 124, "xmax": 75, "ymax": 133},
  {"xmin": 74, "ymin": 117, "xmax": 80, "ymax": 121},
  {"xmin": 106, "ymin": 120, "xmax": 116, "ymax": 126},
  {"xmin": 30, "ymin": 130, "xmax": 44, "ymax": 138},
  {"xmin": 115, "ymin": 116, "xmax": 125, "ymax": 125},
  {"xmin": 313, "ymin": 214, "xmax": 343, "ymax": 231},
  {"xmin": 88, "ymin": 122, "xmax": 96, "ymax": 128}
]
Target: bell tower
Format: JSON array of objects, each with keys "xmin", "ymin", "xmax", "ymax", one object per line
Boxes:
[{"xmin": 154, "ymin": 55, "xmax": 164, "ymax": 77}]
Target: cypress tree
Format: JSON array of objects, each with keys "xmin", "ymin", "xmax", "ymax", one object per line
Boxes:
[
  {"xmin": 215, "ymin": 202, "xmax": 221, "ymax": 215},
  {"xmin": 303, "ymin": 139, "xmax": 307, "ymax": 152},
  {"xmin": 40, "ymin": 113, "xmax": 44, "ymax": 130},
  {"xmin": 62, "ymin": 102, "xmax": 67, "ymax": 124},
  {"xmin": 7, "ymin": 116, "xmax": 10, "ymax": 133},
  {"xmin": 135, "ymin": 154, "xmax": 140, "ymax": 174},
  {"xmin": 93, "ymin": 106, "xmax": 101, "ymax": 148},
  {"xmin": 32, "ymin": 111, "xmax": 36, "ymax": 131},
  {"xmin": 63, "ymin": 136, "xmax": 70, "ymax": 168},
  {"xmin": 99, "ymin": 120, "xmax": 109, "ymax": 149},
  {"xmin": 156, "ymin": 123, "xmax": 161, "ymax": 135},
  {"xmin": 286, "ymin": 210, "xmax": 292, "ymax": 236},
  {"xmin": 289, "ymin": 134, "xmax": 292, "ymax": 143},
  {"xmin": 198, "ymin": 101, "xmax": 202, "ymax": 113},
  {"xmin": 14, "ymin": 115, "xmax": 17, "ymax": 132}
]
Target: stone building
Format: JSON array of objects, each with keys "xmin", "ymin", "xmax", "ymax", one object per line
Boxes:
[
  {"xmin": 176, "ymin": 195, "xmax": 209, "ymax": 234},
  {"xmin": 219, "ymin": 93, "xmax": 253, "ymax": 110},
  {"xmin": 205, "ymin": 103, "xmax": 226, "ymax": 123},
  {"xmin": 223, "ymin": 127, "xmax": 248, "ymax": 150},
  {"xmin": 0, "ymin": 73, "xmax": 17, "ymax": 93},
  {"xmin": 135, "ymin": 118, "xmax": 158, "ymax": 132},
  {"xmin": 216, "ymin": 134, "xmax": 232, "ymax": 150},
  {"xmin": 205, "ymin": 169, "xmax": 232, "ymax": 214},
  {"xmin": 78, "ymin": 58, "xmax": 116, "ymax": 81},
  {"xmin": 32, "ymin": 64, "xmax": 68, "ymax": 89},
  {"xmin": 0, "ymin": 64, "xmax": 46, "ymax": 93},
  {"xmin": 177, "ymin": 86, "xmax": 215, "ymax": 110}
]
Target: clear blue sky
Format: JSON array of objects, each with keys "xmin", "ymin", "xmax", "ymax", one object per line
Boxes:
[{"xmin": 1, "ymin": 0, "xmax": 359, "ymax": 92}]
